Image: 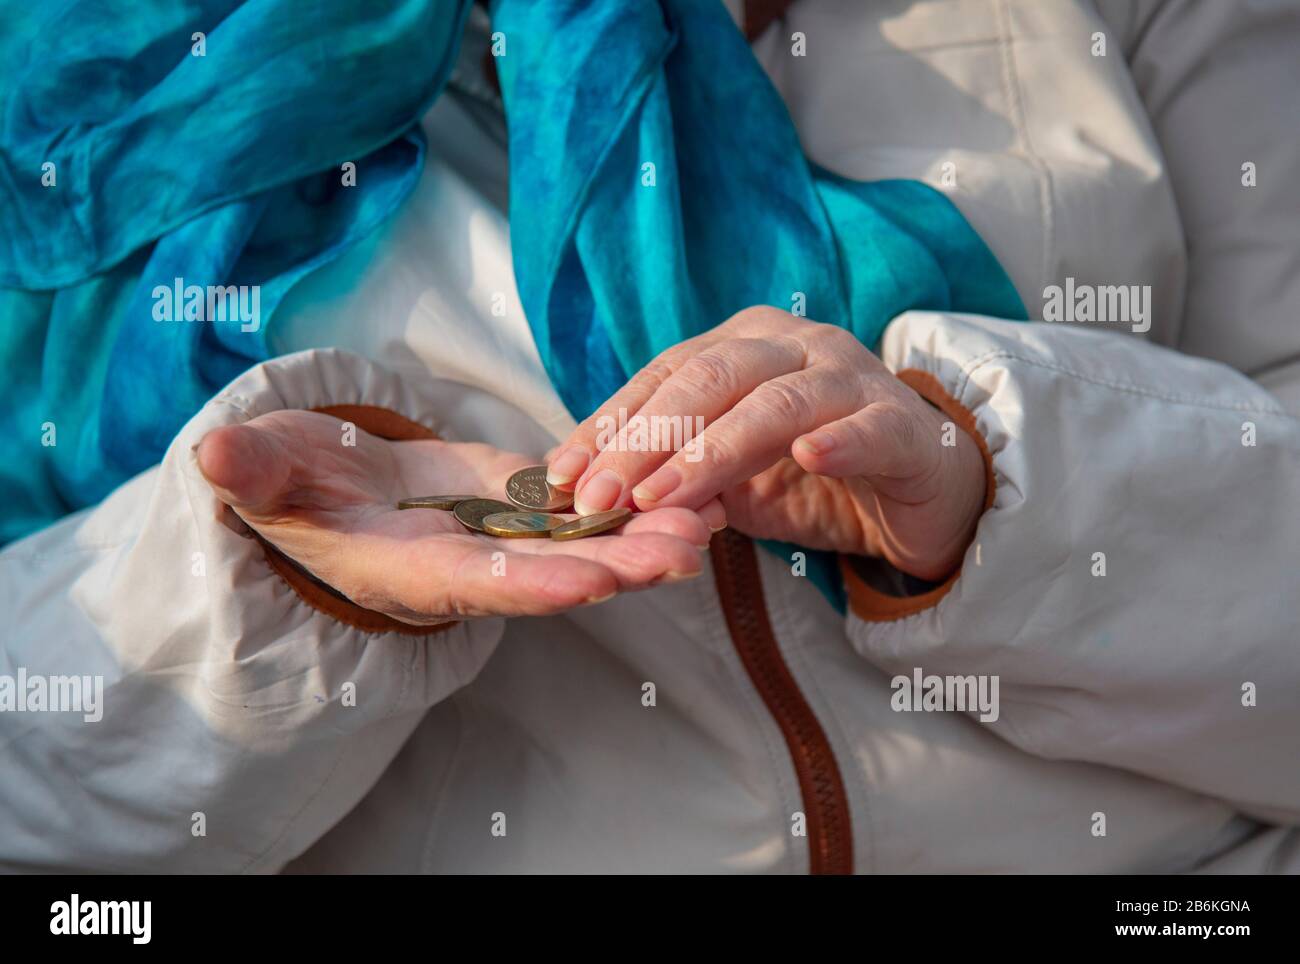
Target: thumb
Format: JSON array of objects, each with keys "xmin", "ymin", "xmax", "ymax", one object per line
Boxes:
[
  {"xmin": 791, "ymin": 401, "xmax": 935, "ymax": 491},
  {"xmin": 196, "ymin": 422, "xmax": 295, "ymax": 515}
]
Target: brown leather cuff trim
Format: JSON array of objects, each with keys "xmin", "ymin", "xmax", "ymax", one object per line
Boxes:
[
  {"xmin": 312, "ymin": 404, "xmax": 440, "ymax": 442},
  {"xmin": 255, "ymin": 404, "xmax": 457, "ymax": 637},
  {"xmin": 258, "ymin": 534, "xmax": 450, "ymax": 637},
  {"xmin": 840, "ymin": 557, "xmax": 960, "ymax": 623},
  {"xmin": 841, "ymin": 368, "xmax": 995, "ymax": 623}
]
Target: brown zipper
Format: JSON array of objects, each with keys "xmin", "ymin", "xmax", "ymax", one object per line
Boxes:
[{"xmin": 710, "ymin": 528, "xmax": 853, "ymax": 874}]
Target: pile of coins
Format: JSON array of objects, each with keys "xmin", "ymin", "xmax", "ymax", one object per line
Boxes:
[{"xmin": 397, "ymin": 466, "xmax": 632, "ymax": 541}]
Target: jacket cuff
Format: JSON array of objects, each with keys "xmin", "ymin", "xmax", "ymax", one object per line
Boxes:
[{"xmin": 840, "ymin": 368, "xmax": 996, "ymax": 622}]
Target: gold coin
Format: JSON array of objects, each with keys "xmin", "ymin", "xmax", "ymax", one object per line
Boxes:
[
  {"xmin": 506, "ymin": 465, "xmax": 574, "ymax": 512},
  {"xmin": 550, "ymin": 508, "xmax": 632, "ymax": 541},
  {"xmin": 397, "ymin": 495, "xmax": 478, "ymax": 511},
  {"xmin": 452, "ymin": 498, "xmax": 518, "ymax": 533},
  {"xmin": 482, "ymin": 511, "xmax": 565, "ymax": 538}
]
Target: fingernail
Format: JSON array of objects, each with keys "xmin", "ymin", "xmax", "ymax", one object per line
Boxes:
[
  {"xmin": 632, "ymin": 466, "xmax": 681, "ymax": 504},
  {"xmin": 697, "ymin": 501, "xmax": 727, "ymax": 533},
  {"xmin": 796, "ymin": 431, "xmax": 837, "ymax": 456},
  {"xmin": 582, "ymin": 591, "xmax": 617, "ymax": 606},
  {"xmin": 547, "ymin": 446, "xmax": 589, "ymax": 485},
  {"xmin": 653, "ymin": 569, "xmax": 701, "ymax": 586},
  {"xmin": 575, "ymin": 469, "xmax": 622, "ymax": 515}
]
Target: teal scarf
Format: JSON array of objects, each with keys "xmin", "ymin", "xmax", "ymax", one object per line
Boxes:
[
  {"xmin": 0, "ymin": 0, "xmax": 1025, "ymax": 608},
  {"xmin": 0, "ymin": 0, "xmax": 470, "ymax": 541}
]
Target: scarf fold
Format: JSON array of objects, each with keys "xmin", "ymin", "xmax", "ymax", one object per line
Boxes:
[
  {"xmin": 1, "ymin": 0, "xmax": 1025, "ymax": 611},
  {"xmin": 0, "ymin": 0, "xmax": 469, "ymax": 541}
]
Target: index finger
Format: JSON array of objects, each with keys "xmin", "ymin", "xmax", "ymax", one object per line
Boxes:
[{"xmin": 545, "ymin": 332, "xmax": 721, "ymax": 488}]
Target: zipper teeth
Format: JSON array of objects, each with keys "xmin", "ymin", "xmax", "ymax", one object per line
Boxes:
[{"xmin": 711, "ymin": 529, "xmax": 853, "ymax": 874}]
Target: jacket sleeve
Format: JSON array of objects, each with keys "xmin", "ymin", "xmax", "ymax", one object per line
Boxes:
[
  {"xmin": 0, "ymin": 348, "xmax": 505, "ymax": 872},
  {"xmin": 1093, "ymin": 0, "xmax": 1300, "ymax": 406},
  {"xmin": 843, "ymin": 310, "xmax": 1300, "ymax": 824}
]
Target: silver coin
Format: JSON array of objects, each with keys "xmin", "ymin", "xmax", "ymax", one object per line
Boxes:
[{"xmin": 505, "ymin": 465, "xmax": 574, "ymax": 512}]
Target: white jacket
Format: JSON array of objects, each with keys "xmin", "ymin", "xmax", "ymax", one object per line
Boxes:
[{"xmin": 2, "ymin": 0, "xmax": 1298, "ymax": 873}]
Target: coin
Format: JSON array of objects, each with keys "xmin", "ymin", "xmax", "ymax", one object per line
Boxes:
[
  {"xmin": 482, "ymin": 511, "xmax": 566, "ymax": 538},
  {"xmin": 397, "ymin": 495, "xmax": 478, "ymax": 511},
  {"xmin": 453, "ymin": 498, "xmax": 518, "ymax": 533},
  {"xmin": 505, "ymin": 465, "xmax": 574, "ymax": 512},
  {"xmin": 550, "ymin": 508, "xmax": 632, "ymax": 541}
]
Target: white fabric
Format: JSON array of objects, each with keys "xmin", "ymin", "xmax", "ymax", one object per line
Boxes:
[
  {"xmin": 1093, "ymin": 0, "xmax": 1300, "ymax": 385},
  {"xmin": 754, "ymin": 0, "xmax": 1187, "ymax": 345},
  {"xmin": 2, "ymin": 0, "xmax": 1298, "ymax": 873},
  {"xmin": 860, "ymin": 310, "xmax": 1300, "ymax": 824}
]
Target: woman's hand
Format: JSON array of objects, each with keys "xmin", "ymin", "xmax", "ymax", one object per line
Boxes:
[
  {"xmin": 546, "ymin": 306, "xmax": 987, "ymax": 581},
  {"xmin": 197, "ymin": 410, "xmax": 719, "ymax": 626}
]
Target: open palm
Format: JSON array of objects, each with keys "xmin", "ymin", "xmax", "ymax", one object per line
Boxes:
[{"xmin": 197, "ymin": 410, "xmax": 714, "ymax": 626}]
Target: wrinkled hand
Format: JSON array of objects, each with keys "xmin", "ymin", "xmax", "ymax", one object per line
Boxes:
[
  {"xmin": 546, "ymin": 306, "xmax": 986, "ymax": 581},
  {"xmin": 197, "ymin": 410, "xmax": 721, "ymax": 626}
]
